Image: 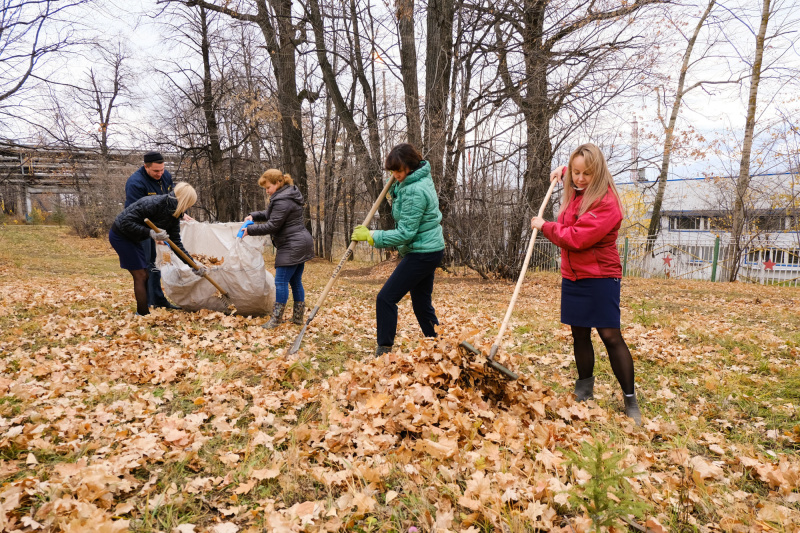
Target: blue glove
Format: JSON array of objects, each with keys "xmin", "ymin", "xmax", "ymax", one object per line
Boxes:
[
  {"xmin": 351, "ymin": 225, "xmax": 374, "ymax": 246},
  {"xmin": 237, "ymin": 220, "xmax": 254, "ymax": 238}
]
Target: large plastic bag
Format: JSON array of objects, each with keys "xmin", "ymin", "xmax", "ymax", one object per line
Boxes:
[{"xmin": 156, "ymin": 221, "xmax": 275, "ymax": 316}]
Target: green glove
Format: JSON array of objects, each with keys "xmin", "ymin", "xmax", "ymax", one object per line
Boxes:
[{"xmin": 351, "ymin": 225, "xmax": 374, "ymax": 246}]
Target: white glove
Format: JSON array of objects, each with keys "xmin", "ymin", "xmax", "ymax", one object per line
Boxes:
[
  {"xmin": 149, "ymin": 229, "xmax": 168, "ymax": 241},
  {"xmin": 192, "ymin": 266, "xmax": 208, "ymax": 277}
]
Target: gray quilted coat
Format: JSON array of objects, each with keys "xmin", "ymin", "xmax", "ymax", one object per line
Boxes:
[{"xmin": 248, "ymin": 185, "xmax": 314, "ymax": 267}]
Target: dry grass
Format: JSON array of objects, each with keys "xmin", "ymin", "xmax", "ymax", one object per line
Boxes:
[{"xmin": 0, "ymin": 226, "xmax": 798, "ymax": 532}]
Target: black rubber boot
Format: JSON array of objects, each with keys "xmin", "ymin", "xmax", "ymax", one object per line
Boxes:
[
  {"xmin": 574, "ymin": 376, "xmax": 595, "ymax": 402},
  {"xmin": 374, "ymin": 345, "xmax": 393, "ymax": 357},
  {"xmin": 263, "ymin": 302, "xmax": 286, "ymax": 329},
  {"xmin": 624, "ymin": 393, "xmax": 642, "ymax": 426},
  {"xmin": 291, "ymin": 301, "xmax": 305, "ymax": 325}
]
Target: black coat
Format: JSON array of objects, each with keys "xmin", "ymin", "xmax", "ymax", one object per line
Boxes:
[
  {"xmin": 248, "ymin": 185, "xmax": 314, "ymax": 267},
  {"xmin": 111, "ymin": 194, "xmax": 193, "ymax": 265}
]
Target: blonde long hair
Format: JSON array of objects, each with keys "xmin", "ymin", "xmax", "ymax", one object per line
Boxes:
[
  {"xmin": 173, "ymin": 182, "xmax": 197, "ymax": 217},
  {"xmin": 558, "ymin": 143, "xmax": 622, "ymax": 217},
  {"xmin": 259, "ymin": 169, "xmax": 293, "ymax": 189}
]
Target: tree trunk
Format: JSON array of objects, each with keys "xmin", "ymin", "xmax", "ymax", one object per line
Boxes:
[
  {"xmin": 198, "ymin": 5, "xmax": 231, "ymax": 221},
  {"xmin": 424, "ymin": 0, "xmax": 454, "ymax": 188},
  {"xmin": 727, "ymin": 0, "xmax": 771, "ymax": 282},
  {"xmin": 396, "ymin": 0, "xmax": 422, "ymax": 147},
  {"xmin": 647, "ymin": 0, "xmax": 716, "ymax": 250},
  {"xmin": 267, "ymin": 0, "xmax": 310, "ymax": 230}
]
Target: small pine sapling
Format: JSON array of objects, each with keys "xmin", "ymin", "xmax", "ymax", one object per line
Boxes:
[{"xmin": 564, "ymin": 439, "xmax": 651, "ymax": 531}]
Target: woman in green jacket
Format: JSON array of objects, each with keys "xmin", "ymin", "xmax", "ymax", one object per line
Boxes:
[{"xmin": 351, "ymin": 143, "xmax": 446, "ymax": 356}]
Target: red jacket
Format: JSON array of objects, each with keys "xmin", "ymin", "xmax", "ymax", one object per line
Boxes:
[{"xmin": 541, "ymin": 188, "xmax": 622, "ymax": 281}]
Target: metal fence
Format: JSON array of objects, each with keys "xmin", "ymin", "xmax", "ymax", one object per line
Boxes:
[
  {"xmin": 619, "ymin": 236, "xmax": 800, "ymax": 286},
  {"xmin": 513, "ymin": 236, "xmax": 800, "ymax": 286},
  {"xmin": 290, "ymin": 232, "xmax": 800, "ymax": 287}
]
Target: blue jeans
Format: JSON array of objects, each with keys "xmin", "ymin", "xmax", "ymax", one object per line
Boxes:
[
  {"xmin": 376, "ymin": 250, "xmax": 443, "ymax": 347},
  {"xmin": 275, "ymin": 263, "xmax": 305, "ymax": 305}
]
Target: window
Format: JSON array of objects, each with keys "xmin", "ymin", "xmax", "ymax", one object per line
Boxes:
[
  {"xmin": 749, "ymin": 215, "xmax": 785, "ymax": 232},
  {"xmin": 670, "ymin": 216, "xmax": 704, "ymax": 231}
]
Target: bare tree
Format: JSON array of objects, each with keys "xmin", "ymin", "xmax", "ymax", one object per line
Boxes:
[
  {"xmin": 0, "ymin": 0, "xmax": 89, "ymax": 106},
  {"xmin": 423, "ymin": 0, "xmax": 454, "ymax": 188},
  {"xmin": 168, "ymin": 0, "xmax": 311, "ymax": 225},
  {"xmin": 76, "ymin": 43, "xmax": 130, "ymax": 158},
  {"xmin": 456, "ymin": 0, "xmax": 666, "ymax": 277},
  {"xmin": 646, "ymin": 0, "xmax": 719, "ymax": 248},
  {"xmin": 306, "ymin": 0, "xmax": 387, "ymax": 231},
  {"xmin": 725, "ymin": 0, "xmax": 797, "ymax": 281}
]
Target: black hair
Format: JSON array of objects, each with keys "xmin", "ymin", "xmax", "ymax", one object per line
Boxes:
[{"xmin": 384, "ymin": 143, "xmax": 422, "ymax": 172}]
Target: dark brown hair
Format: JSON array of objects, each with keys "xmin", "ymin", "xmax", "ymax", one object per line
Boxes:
[{"xmin": 384, "ymin": 143, "xmax": 422, "ymax": 172}]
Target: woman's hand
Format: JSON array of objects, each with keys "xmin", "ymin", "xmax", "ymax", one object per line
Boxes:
[
  {"xmin": 531, "ymin": 216, "xmax": 546, "ymax": 231},
  {"xmin": 549, "ymin": 165, "xmax": 567, "ymax": 183},
  {"xmin": 351, "ymin": 225, "xmax": 375, "ymax": 246},
  {"xmin": 241, "ymin": 228, "xmax": 248, "ymax": 237},
  {"xmin": 244, "ymin": 215, "xmax": 253, "ymax": 222},
  {"xmin": 182, "ymin": 213, "xmax": 195, "ymax": 221}
]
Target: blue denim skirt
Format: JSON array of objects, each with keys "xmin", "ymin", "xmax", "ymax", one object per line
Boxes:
[{"xmin": 560, "ymin": 277, "xmax": 621, "ymax": 328}]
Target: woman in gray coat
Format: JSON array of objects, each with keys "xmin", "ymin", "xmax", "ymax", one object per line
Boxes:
[{"xmin": 243, "ymin": 169, "xmax": 314, "ymax": 328}]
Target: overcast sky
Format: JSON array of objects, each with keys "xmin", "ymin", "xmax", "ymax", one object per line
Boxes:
[{"xmin": 3, "ymin": 0, "xmax": 799, "ymax": 180}]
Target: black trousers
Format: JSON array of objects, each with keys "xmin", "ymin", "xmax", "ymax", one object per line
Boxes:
[
  {"xmin": 142, "ymin": 239, "xmax": 168, "ymax": 307},
  {"xmin": 376, "ymin": 250, "xmax": 443, "ymax": 347}
]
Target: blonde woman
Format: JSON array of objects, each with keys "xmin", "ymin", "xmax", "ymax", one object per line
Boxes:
[
  {"xmin": 109, "ymin": 182, "xmax": 204, "ymax": 316},
  {"xmin": 531, "ymin": 143, "xmax": 641, "ymax": 425},
  {"xmin": 242, "ymin": 169, "xmax": 314, "ymax": 328}
]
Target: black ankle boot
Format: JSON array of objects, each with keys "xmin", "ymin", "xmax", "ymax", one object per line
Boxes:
[
  {"xmin": 374, "ymin": 345, "xmax": 393, "ymax": 357},
  {"xmin": 574, "ymin": 376, "xmax": 595, "ymax": 402}
]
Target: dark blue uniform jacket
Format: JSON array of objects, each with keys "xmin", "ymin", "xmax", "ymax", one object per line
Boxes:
[{"xmin": 125, "ymin": 166, "xmax": 174, "ymax": 207}]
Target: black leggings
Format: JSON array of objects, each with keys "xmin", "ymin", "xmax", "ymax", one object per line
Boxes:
[
  {"xmin": 130, "ymin": 269, "xmax": 149, "ymax": 315},
  {"xmin": 571, "ymin": 326, "xmax": 635, "ymax": 395}
]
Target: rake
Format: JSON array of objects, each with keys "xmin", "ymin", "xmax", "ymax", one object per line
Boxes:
[
  {"xmin": 459, "ymin": 178, "xmax": 559, "ymax": 380},
  {"xmin": 288, "ymin": 176, "xmax": 396, "ymax": 354}
]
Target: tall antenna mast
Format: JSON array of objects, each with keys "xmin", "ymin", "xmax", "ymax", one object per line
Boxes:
[{"xmin": 631, "ymin": 115, "xmax": 639, "ymax": 182}]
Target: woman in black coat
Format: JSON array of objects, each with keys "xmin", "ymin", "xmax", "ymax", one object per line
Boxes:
[
  {"xmin": 243, "ymin": 169, "xmax": 314, "ymax": 328},
  {"xmin": 109, "ymin": 183, "xmax": 204, "ymax": 316}
]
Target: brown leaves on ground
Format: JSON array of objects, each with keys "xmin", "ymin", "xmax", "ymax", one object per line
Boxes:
[{"xmin": 0, "ymin": 228, "xmax": 799, "ymax": 532}]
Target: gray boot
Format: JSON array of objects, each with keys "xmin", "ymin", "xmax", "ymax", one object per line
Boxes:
[
  {"xmin": 262, "ymin": 302, "xmax": 286, "ymax": 329},
  {"xmin": 624, "ymin": 393, "xmax": 642, "ymax": 426},
  {"xmin": 291, "ymin": 301, "xmax": 305, "ymax": 325},
  {"xmin": 574, "ymin": 376, "xmax": 595, "ymax": 402}
]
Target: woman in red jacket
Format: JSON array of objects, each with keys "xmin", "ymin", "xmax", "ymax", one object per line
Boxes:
[{"xmin": 531, "ymin": 143, "xmax": 641, "ymax": 425}]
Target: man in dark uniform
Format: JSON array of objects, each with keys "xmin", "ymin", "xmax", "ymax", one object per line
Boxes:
[{"xmin": 125, "ymin": 151, "xmax": 181, "ymax": 309}]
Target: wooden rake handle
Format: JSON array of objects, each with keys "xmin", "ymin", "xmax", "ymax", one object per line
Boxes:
[
  {"xmin": 489, "ymin": 178, "xmax": 559, "ymax": 358},
  {"xmin": 143, "ymin": 218, "xmax": 230, "ymax": 298},
  {"xmin": 306, "ymin": 175, "xmax": 396, "ymax": 321}
]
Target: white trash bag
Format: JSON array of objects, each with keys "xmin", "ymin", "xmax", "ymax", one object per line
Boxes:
[{"xmin": 156, "ymin": 221, "xmax": 275, "ymax": 316}]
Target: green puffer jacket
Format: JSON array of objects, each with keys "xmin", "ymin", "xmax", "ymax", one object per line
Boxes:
[{"xmin": 372, "ymin": 161, "xmax": 445, "ymax": 256}]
